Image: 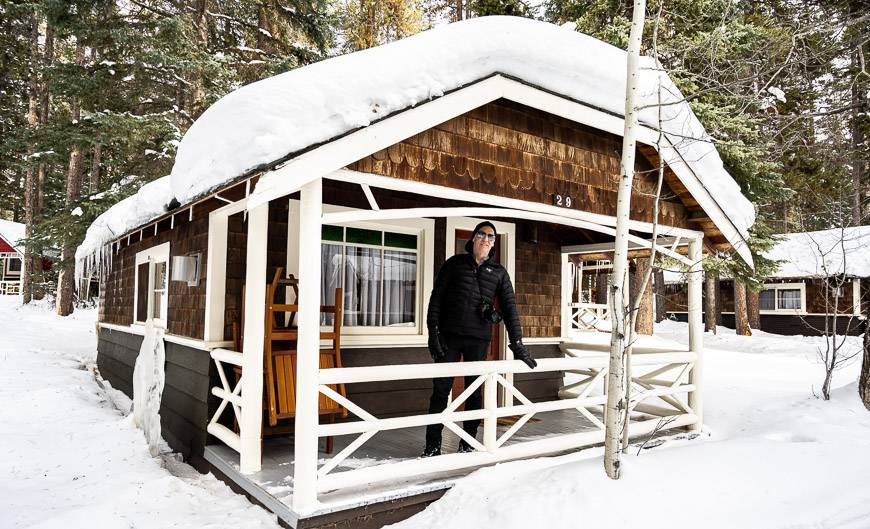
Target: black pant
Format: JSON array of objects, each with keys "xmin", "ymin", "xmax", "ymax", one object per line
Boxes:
[{"xmin": 425, "ymin": 334, "xmax": 490, "ymax": 447}]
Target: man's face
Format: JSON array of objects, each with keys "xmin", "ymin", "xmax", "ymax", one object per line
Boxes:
[{"xmin": 473, "ymin": 226, "xmax": 496, "ymax": 262}]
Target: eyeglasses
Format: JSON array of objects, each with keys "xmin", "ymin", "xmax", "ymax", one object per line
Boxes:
[{"xmin": 474, "ymin": 231, "xmax": 496, "ymax": 242}]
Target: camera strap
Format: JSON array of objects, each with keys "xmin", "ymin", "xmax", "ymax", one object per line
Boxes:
[{"xmin": 470, "ymin": 259, "xmax": 496, "ymax": 307}]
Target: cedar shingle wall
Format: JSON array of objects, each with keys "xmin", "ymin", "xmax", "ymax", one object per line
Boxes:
[
  {"xmin": 100, "ymin": 210, "xmax": 210, "ymax": 338},
  {"xmin": 348, "ymin": 99, "xmax": 688, "ymax": 228}
]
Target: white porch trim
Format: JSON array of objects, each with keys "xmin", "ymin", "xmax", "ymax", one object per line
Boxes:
[{"xmin": 246, "ymin": 74, "xmax": 750, "ymax": 265}]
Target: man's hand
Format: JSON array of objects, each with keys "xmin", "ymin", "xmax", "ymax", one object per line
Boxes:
[
  {"xmin": 509, "ymin": 341, "xmax": 537, "ymax": 369},
  {"xmin": 428, "ymin": 329, "xmax": 447, "ymax": 361}
]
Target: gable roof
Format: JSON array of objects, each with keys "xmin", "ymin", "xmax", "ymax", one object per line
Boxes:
[
  {"xmin": 0, "ymin": 219, "xmax": 24, "ymax": 255},
  {"xmin": 79, "ymin": 16, "xmax": 756, "ymax": 264}
]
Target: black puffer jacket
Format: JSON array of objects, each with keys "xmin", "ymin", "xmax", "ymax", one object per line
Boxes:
[{"xmin": 427, "ymin": 253, "xmax": 523, "ymax": 343}]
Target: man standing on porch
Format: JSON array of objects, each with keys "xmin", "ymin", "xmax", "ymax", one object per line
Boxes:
[{"xmin": 423, "ymin": 221, "xmax": 537, "ymax": 456}]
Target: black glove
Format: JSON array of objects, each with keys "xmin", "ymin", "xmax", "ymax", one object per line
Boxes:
[
  {"xmin": 509, "ymin": 340, "xmax": 537, "ymax": 369},
  {"xmin": 428, "ymin": 328, "xmax": 447, "ymax": 361}
]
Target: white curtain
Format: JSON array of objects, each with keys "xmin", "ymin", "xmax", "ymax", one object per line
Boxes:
[
  {"xmin": 382, "ymin": 250, "xmax": 417, "ymax": 326},
  {"xmin": 320, "ymin": 244, "xmax": 342, "ymax": 325},
  {"xmin": 344, "ymin": 247, "xmax": 381, "ymax": 326}
]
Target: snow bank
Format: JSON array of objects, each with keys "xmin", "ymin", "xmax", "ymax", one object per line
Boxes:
[
  {"xmin": 77, "ymin": 17, "xmax": 755, "ymax": 269},
  {"xmin": 766, "ymin": 226, "xmax": 870, "ymax": 278},
  {"xmin": 132, "ymin": 321, "xmax": 166, "ymax": 457},
  {"xmin": 0, "ymin": 218, "xmax": 25, "ymax": 253}
]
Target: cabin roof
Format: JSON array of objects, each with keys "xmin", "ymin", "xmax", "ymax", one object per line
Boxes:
[
  {"xmin": 78, "ymin": 16, "xmax": 755, "ymax": 263},
  {"xmin": 0, "ymin": 219, "xmax": 24, "ymax": 255},
  {"xmin": 765, "ymin": 227, "xmax": 870, "ymax": 279}
]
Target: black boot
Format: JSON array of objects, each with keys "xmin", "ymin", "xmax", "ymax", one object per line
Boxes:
[
  {"xmin": 422, "ymin": 443, "xmax": 442, "ymax": 457},
  {"xmin": 457, "ymin": 440, "xmax": 475, "ymax": 453}
]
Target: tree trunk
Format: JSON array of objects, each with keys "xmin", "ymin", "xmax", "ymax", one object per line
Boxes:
[
  {"xmin": 89, "ymin": 144, "xmax": 102, "ymax": 194},
  {"xmin": 56, "ymin": 44, "xmax": 86, "ymax": 316},
  {"xmin": 859, "ymin": 304, "xmax": 869, "ymax": 411},
  {"xmin": 704, "ymin": 271, "xmax": 717, "ymax": 334},
  {"xmin": 734, "ymin": 280, "xmax": 751, "ymax": 336},
  {"xmin": 634, "ymin": 257, "xmax": 654, "ymax": 335},
  {"xmin": 604, "ymin": 0, "xmax": 647, "ymax": 480},
  {"xmin": 654, "ymin": 268, "xmax": 666, "ymax": 322},
  {"xmin": 747, "ymin": 288, "xmax": 760, "ymax": 329},
  {"xmin": 850, "ymin": 0, "xmax": 867, "ymax": 226},
  {"xmin": 21, "ymin": 9, "xmax": 41, "ymax": 304}
]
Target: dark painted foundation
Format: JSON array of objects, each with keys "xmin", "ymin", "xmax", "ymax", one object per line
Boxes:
[{"xmin": 668, "ymin": 312, "xmax": 867, "ymax": 336}]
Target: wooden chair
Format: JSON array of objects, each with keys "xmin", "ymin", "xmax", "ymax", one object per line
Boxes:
[{"xmin": 235, "ymin": 268, "xmax": 347, "ymax": 453}]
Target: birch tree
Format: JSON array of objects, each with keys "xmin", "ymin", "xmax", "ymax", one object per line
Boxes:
[{"xmin": 604, "ymin": 0, "xmax": 647, "ymax": 480}]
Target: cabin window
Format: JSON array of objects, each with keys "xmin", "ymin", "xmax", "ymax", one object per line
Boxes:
[
  {"xmin": 134, "ymin": 243, "xmax": 170, "ymax": 327},
  {"xmin": 759, "ymin": 283, "xmax": 805, "ymax": 314},
  {"xmin": 321, "ymin": 225, "xmax": 418, "ymax": 328},
  {"xmin": 6, "ymin": 258, "xmax": 22, "ymax": 274}
]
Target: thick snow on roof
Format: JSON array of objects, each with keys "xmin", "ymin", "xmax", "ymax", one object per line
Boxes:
[
  {"xmin": 75, "ymin": 176, "xmax": 173, "ymax": 261},
  {"xmin": 0, "ymin": 219, "xmax": 25, "ymax": 254},
  {"xmin": 171, "ymin": 17, "xmax": 754, "ymax": 231},
  {"xmin": 79, "ymin": 16, "xmax": 755, "ymax": 263},
  {"xmin": 765, "ymin": 227, "xmax": 870, "ymax": 278}
]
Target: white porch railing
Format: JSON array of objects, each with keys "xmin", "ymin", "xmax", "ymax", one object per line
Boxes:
[
  {"xmin": 0, "ymin": 280, "xmax": 21, "ymax": 295},
  {"xmin": 569, "ymin": 302, "xmax": 610, "ymax": 331},
  {"xmin": 207, "ymin": 348, "xmax": 245, "ymax": 453},
  {"xmin": 307, "ymin": 350, "xmax": 698, "ymax": 494}
]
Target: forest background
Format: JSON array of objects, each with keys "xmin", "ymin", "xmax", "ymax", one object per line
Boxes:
[{"xmin": 0, "ymin": 0, "xmax": 868, "ymax": 315}]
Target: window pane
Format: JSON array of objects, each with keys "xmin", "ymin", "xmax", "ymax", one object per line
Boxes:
[
  {"xmin": 153, "ymin": 261, "xmax": 167, "ymax": 291},
  {"xmin": 322, "ymin": 225, "xmax": 343, "ymax": 242},
  {"xmin": 346, "ymin": 227, "xmax": 382, "ymax": 246},
  {"xmin": 320, "ymin": 244, "xmax": 343, "ymax": 326},
  {"xmin": 778, "ymin": 289, "xmax": 801, "ymax": 310},
  {"xmin": 759, "ymin": 290, "xmax": 775, "ymax": 311},
  {"xmin": 384, "ymin": 231, "xmax": 417, "ymax": 250},
  {"xmin": 153, "ymin": 291, "xmax": 164, "ymax": 320},
  {"xmin": 8, "ymin": 258, "xmax": 22, "ymax": 272},
  {"xmin": 344, "ymin": 246, "xmax": 382, "ymax": 326},
  {"xmin": 136, "ymin": 263, "xmax": 149, "ymax": 322},
  {"xmin": 382, "ymin": 250, "xmax": 417, "ymax": 326}
]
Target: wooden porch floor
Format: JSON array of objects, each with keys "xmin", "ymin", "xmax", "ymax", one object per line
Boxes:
[{"xmin": 205, "ymin": 407, "xmax": 602, "ymax": 527}]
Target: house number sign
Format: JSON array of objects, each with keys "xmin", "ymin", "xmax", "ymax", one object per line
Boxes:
[{"xmin": 552, "ymin": 193, "xmax": 573, "ymax": 208}]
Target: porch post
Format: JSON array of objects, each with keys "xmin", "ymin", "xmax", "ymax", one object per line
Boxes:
[
  {"xmin": 239, "ymin": 203, "xmax": 268, "ymax": 473},
  {"xmin": 204, "ymin": 212, "xmax": 229, "ymax": 343},
  {"xmin": 561, "ymin": 254, "xmax": 573, "ymax": 339},
  {"xmin": 686, "ymin": 236, "xmax": 704, "ymax": 431},
  {"xmin": 293, "ymin": 178, "xmax": 322, "ymax": 513}
]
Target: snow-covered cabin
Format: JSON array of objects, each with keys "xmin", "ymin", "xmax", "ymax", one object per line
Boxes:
[
  {"xmin": 666, "ymin": 227, "xmax": 870, "ymax": 335},
  {"xmin": 0, "ymin": 219, "xmax": 24, "ymax": 296},
  {"xmin": 76, "ymin": 17, "xmax": 755, "ymax": 526}
]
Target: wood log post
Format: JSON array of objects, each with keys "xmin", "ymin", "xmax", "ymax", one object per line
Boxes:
[
  {"xmin": 634, "ymin": 257, "xmax": 654, "ymax": 335},
  {"xmin": 239, "ymin": 203, "xmax": 268, "ymax": 473},
  {"xmin": 734, "ymin": 280, "xmax": 751, "ymax": 336},
  {"xmin": 293, "ymin": 178, "xmax": 323, "ymax": 512},
  {"xmin": 747, "ymin": 288, "xmax": 760, "ymax": 329},
  {"xmin": 704, "ymin": 271, "xmax": 717, "ymax": 334},
  {"xmin": 687, "ymin": 237, "xmax": 704, "ymax": 431}
]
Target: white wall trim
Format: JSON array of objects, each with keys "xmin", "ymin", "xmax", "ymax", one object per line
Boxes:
[{"xmin": 98, "ymin": 322, "xmax": 232, "ymax": 351}]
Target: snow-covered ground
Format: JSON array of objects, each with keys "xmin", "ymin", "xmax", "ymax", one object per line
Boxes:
[
  {"xmin": 393, "ymin": 321, "xmax": 870, "ymax": 529},
  {"xmin": 2, "ymin": 297, "xmax": 868, "ymax": 529},
  {"xmin": 0, "ymin": 297, "xmax": 280, "ymax": 529}
]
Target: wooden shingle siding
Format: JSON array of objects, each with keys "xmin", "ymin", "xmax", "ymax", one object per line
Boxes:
[
  {"xmin": 99, "ymin": 201, "xmax": 212, "ymax": 339},
  {"xmin": 96, "ymin": 328, "xmax": 214, "ymax": 461},
  {"xmin": 348, "ymin": 99, "xmax": 688, "ymax": 228}
]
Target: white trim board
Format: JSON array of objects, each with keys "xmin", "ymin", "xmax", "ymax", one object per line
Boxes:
[
  {"xmin": 98, "ymin": 322, "xmax": 233, "ymax": 351},
  {"xmin": 248, "ymin": 74, "xmax": 750, "ymax": 264}
]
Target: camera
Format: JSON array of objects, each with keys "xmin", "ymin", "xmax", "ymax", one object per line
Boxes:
[{"xmin": 479, "ymin": 301, "xmax": 503, "ymax": 324}]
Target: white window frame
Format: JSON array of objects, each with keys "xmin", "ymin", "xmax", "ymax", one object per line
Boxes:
[
  {"xmin": 2, "ymin": 255, "xmax": 22, "ymax": 277},
  {"xmin": 287, "ymin": 200, "xmax": 435, "ymax": 346},
  {"xmin": 759, "ymin": 282, "xmax": 806, "ymax": 314},
  {"xmin": 134, "ymin": 242, "xmax": 171, "ymax": 328}
]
